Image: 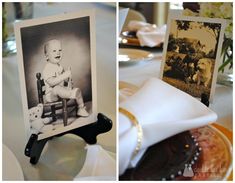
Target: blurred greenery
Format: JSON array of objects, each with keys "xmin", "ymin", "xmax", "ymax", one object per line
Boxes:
[{"xmin": 218, "ymin": 37, "xmax": 233, "ymax": 73}]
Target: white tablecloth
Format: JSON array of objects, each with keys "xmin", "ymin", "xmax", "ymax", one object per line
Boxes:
[
  {"xmin": 3, "ymin": 2, "xmax": 116, "ymax": 180},
  {"xmin": 119, "ymin": 49, "xmax": 233, "ymax": 130}
]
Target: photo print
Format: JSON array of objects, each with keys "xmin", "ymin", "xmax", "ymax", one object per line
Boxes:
[
  {"xmin": 15, "ymin": 11, "xmax": 97, "ymax": 140},
  {"xmin": 160, "ymin": 15, "xmax": 226, "ymax": 101}
]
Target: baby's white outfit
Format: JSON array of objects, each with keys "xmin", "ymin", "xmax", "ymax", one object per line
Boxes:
[{"xmin": 42, "ymin": 62, "xmax": 80, "ymax": 103}]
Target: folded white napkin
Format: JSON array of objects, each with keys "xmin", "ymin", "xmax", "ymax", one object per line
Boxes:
[
  {"xmin": 127, "ymin": 20, "xmax": 166, "ymax": 47},
  {"xmin": 73, "ymin": 144, "xmax": 116, "ymax": 181},
  {"xmin": 128, "ymin": 20, "xmax": 151, "ymax": 32},
  {"xmin": 119, "ymin": 77, "xmax": 217, "ymax": 175}
]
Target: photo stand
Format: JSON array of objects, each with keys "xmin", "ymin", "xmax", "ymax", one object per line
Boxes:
[
  {"xmin": 200, "ymin": 93, "xmax": 209, "ymax": 107},
  {"xmin": 25, "ymin": 113, "xmax": 112, "ymax": 164}
]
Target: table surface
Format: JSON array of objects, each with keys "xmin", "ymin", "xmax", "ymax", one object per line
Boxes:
[
  {"xmin": 3, "ymin": 2, "xmax": 116, "ymax": 180},
  {"xmin": 2, "ymin": 144, "xmax": 24, "ymax": 180},
  {"xmin": 119, "ymin": 46, "xmax": 233, "ymax": 131}
]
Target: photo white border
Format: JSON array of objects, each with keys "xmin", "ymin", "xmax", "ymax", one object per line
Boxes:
[
  {"xmin": 160, "ymin": 13, "xmax": 226, "ymax": 102},
  {"xmin": 14, "ymin": 10, "xmax": 97, "ymax": 140}
]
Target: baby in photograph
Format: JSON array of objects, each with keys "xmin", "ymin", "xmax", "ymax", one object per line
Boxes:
[{"xmin": 42, "ymin": 39, "xmax": 89, "ymax": 117}]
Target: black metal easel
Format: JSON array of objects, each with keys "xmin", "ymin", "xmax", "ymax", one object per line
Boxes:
[
  {"xmin": 25, "ymin": 113, "xmax": 112, "ymax": 164},
  {"xmin": 200, "ymin": 93, "xmax": 209, "ymax": 107}
]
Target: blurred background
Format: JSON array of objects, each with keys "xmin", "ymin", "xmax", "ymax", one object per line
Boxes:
[{"xmin": 120, "ymin": 2, "xmax": 183, "ymax": 26}]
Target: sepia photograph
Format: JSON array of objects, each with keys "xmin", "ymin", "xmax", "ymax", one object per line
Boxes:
[
  {"xmin": 15, "ymin": 11, "xmax": 97, "ymax": 140},
  {"xmin": 161, "ymin": 15, "xmax": 225, "ymax": 100}
]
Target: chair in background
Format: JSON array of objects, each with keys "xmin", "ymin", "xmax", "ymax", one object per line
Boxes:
[{"xmin": 36, "ymin": 73, "xmax": 78, "ymax": 126}]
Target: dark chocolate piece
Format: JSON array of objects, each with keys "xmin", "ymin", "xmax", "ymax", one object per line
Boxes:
[{"xmin": 120, "ymin": 131, "xmax": 200, "ymax": 180}]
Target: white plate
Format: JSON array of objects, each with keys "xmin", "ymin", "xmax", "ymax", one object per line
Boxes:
[
  {"xmin": 3, "ymin": 144, "xmax": 24, "ymax": 180},
  {"xmin": 119, "ymin": 48, "xmax": 154, "ymax": 63}
]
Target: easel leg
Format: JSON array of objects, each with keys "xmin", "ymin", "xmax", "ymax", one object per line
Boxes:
[
  {"xmin": 25, "ymin": 113, "xmax": 112, "ymax": 164},
  {"xmin": 201, "ymin": 93, "xmax": 209, "ymax": 107},
  {"xmin": 25, "ymin": 134, "xmax": 50, "ymax": 164}
]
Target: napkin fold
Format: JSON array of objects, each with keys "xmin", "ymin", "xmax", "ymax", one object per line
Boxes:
[
  {"xmin": 128, "ymin": 20, "xmax": 166, "ymax": 47},
  {"xmin": 74, "ymin": 144, "xmax": 116, "ymax": 181},
  {"xmin": 119, "ymin": 78, "xmax": 217, "ymax": 175}
]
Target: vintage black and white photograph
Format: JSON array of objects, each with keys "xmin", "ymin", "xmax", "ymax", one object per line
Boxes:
[
  {"xmin": 15, "ymin": 11, "xmax": 97, "ymax": 140},
  {"xmin": 161, "ymin": 15, "xmax": 225, "ymax": 100}
]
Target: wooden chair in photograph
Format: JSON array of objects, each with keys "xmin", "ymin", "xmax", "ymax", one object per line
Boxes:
[{"xmin": 36, "ymin": 73, "xmax": 78, "ymax": 126}]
